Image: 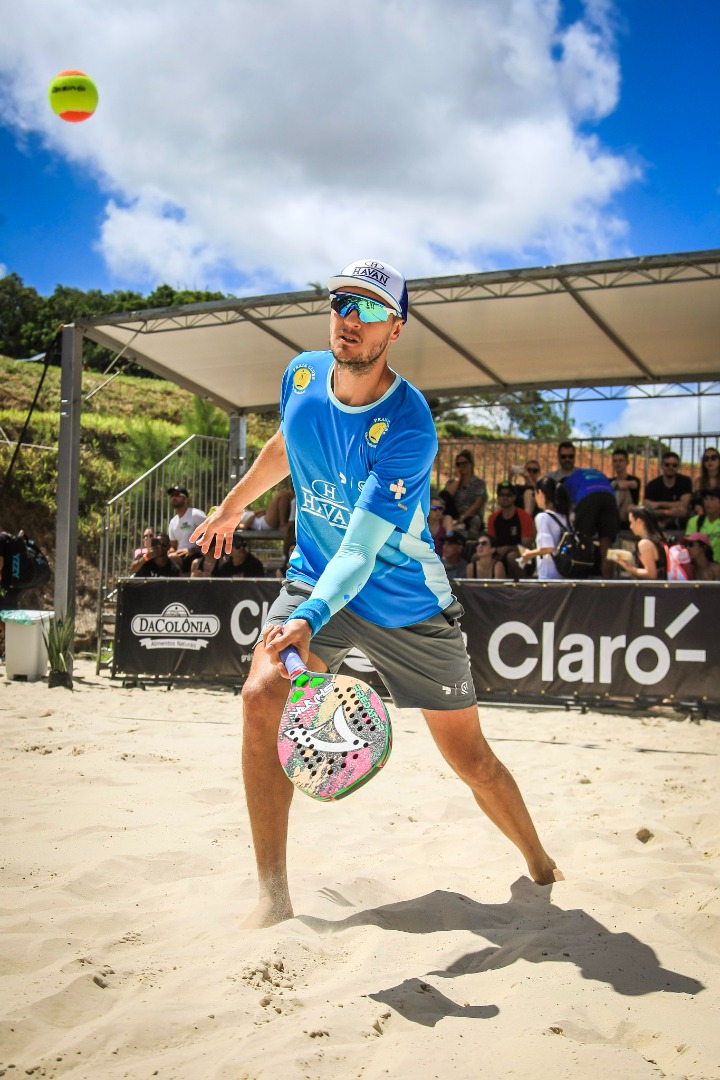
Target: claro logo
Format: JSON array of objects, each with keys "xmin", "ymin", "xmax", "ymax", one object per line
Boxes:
[{"xmin": 488, "ymin": 596, "xmax": 706, "ymax": 687}]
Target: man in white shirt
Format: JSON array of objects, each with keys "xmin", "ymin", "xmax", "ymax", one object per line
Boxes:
[{"xmin": 167, "ymin": 485, "xmax": 206, "ymax": 573}]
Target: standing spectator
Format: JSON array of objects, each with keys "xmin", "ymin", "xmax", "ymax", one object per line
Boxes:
[
  {"xmin": 561, "ymin": 467, "xmax": 619, "ymax": 578},
  {"xmin": 442, "ymin": 450, "xmax": 487, "ymax": 538},
  {"xmin": 517, "ymin": 477, "xmax": 571, "ymax": 581},
  {"xmin": 441, "ymin": 530, "xmax": 468, "ymax": 579},
  {"xmin": 683, "ymin": 532, "xmax": 720, "ymax": 581},
  {"xmin": 427, "ymin": 493, "xmax": 453, "ymax": 556},
  {"xmin": 512, "ymin": 460, "xmax": 541, "ymax": 517},
  {"xmin": 624, "ymin": 507, "xmax": 667, "ymax": 580},
  {"xmin": 133, "ymin": 533, "xmax": 179, "ymax": 578},
  {"xmin": 167, "ymin": 485, "xmax": 207, "ymax": 573},
  {"xmin": 685, "ymin": 487, "xmax": 720, "ymax": 562},
  {"xmin": 692, "ymin": 447, "xmax": 720, "ymax": 515},
  {"xmin": 643, "ymin": 452, "xmax": 693, "ymax": 534},
  {"xmin": 549, "ymin": 441, "xmax": 578, "ymax": 483},
  {"xmin": 609, "ymin": 447, "xmax": 641, "ymax": 525},
  {"xmin": 213, "ymin": 533, "xmax": 265, "ymax": 577},
  {"xmin": 465, "ymin": 533, "xmax": 506, "ymax": 579},
  {"xmin": 487, "ymin": 481, "xmax": 535, "ymax": 579}
]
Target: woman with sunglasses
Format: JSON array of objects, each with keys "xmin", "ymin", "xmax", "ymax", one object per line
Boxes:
[
  {"xmin": 515, "ymin": 477, "xmax": 570, "ymax": 580},
  {"xmin": 692, "ymin": 447, "xmax": 720, "ymax": 515},
  {"xmin": 442, "ymin": 451, "xmax": 487, "ymax": 538},
  {"xmin": 625, "ymin": 506, "xmax": 667, "ymax": 580},
  {"xmin": 683, "ymin": 532, "xmax": 720, "ymax": 581},
  {"xmin": 427, "ymin": 494, "xmax": 453, "ymax": 556},
  {"xmin": 466, "ymin": 532, "xmax": 506, "ymax": 579}
]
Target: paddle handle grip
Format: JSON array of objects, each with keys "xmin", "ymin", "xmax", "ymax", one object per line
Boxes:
[{"xmin": 279, "ymin": 645, "xmax": 306, "ymax": 680}]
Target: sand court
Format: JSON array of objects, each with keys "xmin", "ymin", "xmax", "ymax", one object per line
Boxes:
[{"xmin": 1, "ymin": 661, "xmax": 718, "ymax": 1079}]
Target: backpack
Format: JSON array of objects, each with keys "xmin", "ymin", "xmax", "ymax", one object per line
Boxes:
[
  {"xmin": 547, "ymin": 513, "xmax": 595, "ymax": 579},
  {"xmin": 0, "ymin": 532, "xmax": 51, "ymax": 595},
  {"xmin": 664, "ymin": 543, "xmax": 694, "ymax": 581}
]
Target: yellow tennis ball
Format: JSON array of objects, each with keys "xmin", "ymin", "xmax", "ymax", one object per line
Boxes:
[{"xmin": 48, "ymin": 69, "xmax": 98, "ymax": 123}]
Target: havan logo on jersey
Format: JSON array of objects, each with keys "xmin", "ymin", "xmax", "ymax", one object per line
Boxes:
[
  {"xmin": 292, "ymin": 364, "xmax": 316, "ymax": 393},
  {"xmin": 366, "ymin": 417, "xmax": 390, "ymax": 446},
  {"xmin": 299, "ymin": 479, "xmax": 351, "ymax": 531}
]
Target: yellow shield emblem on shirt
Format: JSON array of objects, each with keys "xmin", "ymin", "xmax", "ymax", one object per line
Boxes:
[
  {"xmin": 367, "ymin": 420, "xmax": 389, "ymax": 445},
  {"xmin": 292, "ymin": 366, "xmax": 314, "ymax": 392}
]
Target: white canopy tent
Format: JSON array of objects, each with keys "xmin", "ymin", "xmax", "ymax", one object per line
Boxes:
[{"xmin": 56, "ymin": 249, "xmax": 720, "ymax": 624}]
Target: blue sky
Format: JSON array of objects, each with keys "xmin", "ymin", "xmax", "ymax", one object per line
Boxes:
[{"xmin": 1, "ymin": 0, "xmax": 718, "ymax": 436}]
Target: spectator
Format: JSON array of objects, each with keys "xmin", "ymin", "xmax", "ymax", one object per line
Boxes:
[
  {"xmin": 427, "ymin": 493, "xmax": 454, "ymax": 556},
  {"xmin": 213, "ymin": 533, "xmax": 265, "ymax": 577},
  {"xmin": 511, "ymin": 459, "xmax": 541, "ymax": 517},
  {"xmin": 624, "ymin": 507, "xmax": 667, "ymax": 580},
  {"xmin": 683, "ymin": 532, "xmax": 720, "ymax": 581},
  {"xmin": 561, "ymin": 467, "xmax": 619, "ymax": 578},
  {"xmin": 685, "ymin": 486, "xmax": 720, "ymax": 562},
  {"xmin": 692, "ymin": 447, "xmax": 720, "ymax": 515},
  {"xmin": 133, "ymin": 533, "xmax": 179, "ymax": 578},
  {"xmin": 609, "ymin": 447, "xmax": 641, "ymax": 525},
  {"xmin": 487, "ymin": 480, "xmax": 535, "ymax": 579},
  {"xmin": 167, "ymin": 485, "xmax": 207, "ymax": 573},
  {"xmin": 128, "ymin": 528, "xmax": 155, "ymax": 574},
  {"xmin": 517, "ymin": 476, "xmax": 571, "ymax": 581},
  {"xmin": 442, "ymin": 450, "xmax": 487, "ymax": 538},
  {"xmin": 441, "ymin": 530, "xmax": 468, "ymax": 579},
  {"xmin": 643, "ymin": 452, "xmax": 693, "ymax": 534},
  {"xmin": 240, "ymin": 488, "xmax": 295, "ymax": 532},
  {"xmin": 549, "ymin": 441, "xmax": 578, "ymax": 482},
  {"xmin": 465, "ymin": 532, "xmax": 506, "ymax": 579},
  {"xmin": 190, "ymin": 551, "xmax": 219, "ymax": 577}
]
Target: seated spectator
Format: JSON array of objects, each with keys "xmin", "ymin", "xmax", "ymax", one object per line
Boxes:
[
  {"xmin": 133, "ymin": 533, "xmax": 179, "ymax": 578},
  {"xmin": 692, "ymin": 447, "xmax": 720, "ymax": 515},
  {"xmin": 609, "ymin": 447, "xmax": 641, "ymax": 525},
  {"xmin": 276, "ymin": 543, "xmax": 297, "ymax": 580},
  {"xmin": 511, "ymin": 460, "xmax": 541, "ymax": 517},
  {"xmin": 487, "ymin": 481, "xmax": 535, "ymax": 580},
  {"xmin": 561, "ymin": 466, "xmax": 619, "ymax": 578},
  {"xmin": 213, "ymin": 533, "xmax": 265, "ymax": 577},
  {"xmin": 683, "ymin": 532, "xmax": 720, "ymax": 581},
  {"xmin": 240, "ymin": 488, "xmax": 294, "ymax": 532},
  {"xmin": 190, "ymin": 551, "xmax": 219, "ymax": 577},
  {"xmin": 685, "ymin": 486, "xmax": 720, "ymax": 562},
  {"xmin": 516, "ymin": 476, "xmax": 571, "ymax": 581},
  {"xmin": 128, "ymin": 528, "xmax": 155, "ymax": 574},
  {"xmin": 549, "ymin": 441, "xmax": 578, "ymax": 482},
  {"xmin": 643, "ymin": 452, "xmax": 692, "ymax": 534},
  {"xmin": 167, "ymin": 485, "xmax": 207, "ymax": 573},
  {"xmin": 427, "ymin": 493, "xmax": 454, "ymax": 556},
  {"xmin": 441, "ymin": 530, "xmax": 468, "ymax": 579},
  {"xmin": 442, "ymin": 450, "xmax": 487, "ymax": 538},
  {"xmin": 623, "ymin": 507, "xmax": 667, "ymax": 580},
  {"xmin": 465, "ymin": 532, "xmax": 506, "ymax": 579}
]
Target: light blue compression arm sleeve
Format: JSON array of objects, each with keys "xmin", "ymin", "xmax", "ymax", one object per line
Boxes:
[{"xmin": 291, "ymin": 507, "xmax": 396, "ymax": 635}]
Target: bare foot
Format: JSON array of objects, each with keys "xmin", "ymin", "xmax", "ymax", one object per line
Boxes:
[
  {"xmin": 241, "ymin": 894, "xmax": 294, "ymax": 929},
  {"xmin": 530, "ymin": 857, "xmax": 564, "ymax": 885}
]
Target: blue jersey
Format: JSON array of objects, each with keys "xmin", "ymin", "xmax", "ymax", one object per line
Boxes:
[
  {"xmin": 562, "ymin": 468, "xmax": 615, "ymax": 504},
  {"xmin": 280, "ymin": 350, "xmax": 453, "ymax": 627}
]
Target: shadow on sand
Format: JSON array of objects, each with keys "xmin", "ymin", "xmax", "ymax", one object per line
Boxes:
[{"xmin": 298, "ymin": 877, "xmax": 704, "ymax": 1027}]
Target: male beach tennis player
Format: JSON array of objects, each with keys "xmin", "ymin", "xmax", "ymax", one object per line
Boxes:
[{"xmin": 192, "ymin": 258, "xmax": 562, "ymax": 927}]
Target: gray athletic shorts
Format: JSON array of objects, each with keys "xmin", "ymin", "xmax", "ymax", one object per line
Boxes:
[{"xmin": 262, "ymin": 579, "xmax": 477, "ymax": 711}]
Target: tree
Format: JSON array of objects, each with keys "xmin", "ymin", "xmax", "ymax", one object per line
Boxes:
[
  {"xmin": 0, "ymin": 273, "xmax": 44, "ymax": 358},
  {"xmin": 496, "ymin": 390, "xmax": 574, "ymax": 439}
]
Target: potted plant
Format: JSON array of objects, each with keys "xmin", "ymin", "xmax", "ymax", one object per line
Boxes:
[{"xmin": 42, "ymin": 613, "xmax": 74, "ymax": 689}]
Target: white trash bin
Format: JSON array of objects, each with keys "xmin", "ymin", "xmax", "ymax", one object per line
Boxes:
[{"xmin": 1, "ymin": 610, "xmax": 52, "ymax": 682}]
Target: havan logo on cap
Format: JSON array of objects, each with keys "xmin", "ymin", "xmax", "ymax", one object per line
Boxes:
[{"xmin": 352, "ymin": 261, "xmax": 390, "ymax": 287}]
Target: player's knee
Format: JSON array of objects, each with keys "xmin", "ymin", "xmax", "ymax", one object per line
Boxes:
[
  {"xmin": 241, "ymin": 662, "xmax": 286, "ymax": 718},
  {"xmin": 453, "ymin": 745, "xmax": 502, "ymax": 788}
]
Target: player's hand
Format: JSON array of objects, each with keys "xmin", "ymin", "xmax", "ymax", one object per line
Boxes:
[
  {"xmin": 263, "ymin": 619, "xmax": 312, "ymax": 677},
  {"xmin": 190, "ymin": 507, "xmax": 244, "ymax": 558}
]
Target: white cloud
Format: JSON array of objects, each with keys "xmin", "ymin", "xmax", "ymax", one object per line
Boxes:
[
  {"xmin": 0, "ymin": 0, "xmax": 639, "ymax": 291},
  {"xmin": 610, "ymin": 391, "xmax": 720, "ymax": 439}
]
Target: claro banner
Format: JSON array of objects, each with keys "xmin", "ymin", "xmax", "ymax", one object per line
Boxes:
[{"xmin": 114, "ymin": 578, "xmax": 719, "ymax": 704}]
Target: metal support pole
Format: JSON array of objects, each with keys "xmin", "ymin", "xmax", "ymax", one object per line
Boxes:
[
  {"xmin": 228, "ymin": 412, "xmax": 247, "ymax": 486},
  {"xmin": 55, "ymin": 325, "xmax": 83, "ymax": 643}
]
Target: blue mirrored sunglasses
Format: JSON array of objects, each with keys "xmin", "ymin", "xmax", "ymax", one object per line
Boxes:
[{"xmin": 330, "ymin": 291, "xmax": 398, "ymax": 323}]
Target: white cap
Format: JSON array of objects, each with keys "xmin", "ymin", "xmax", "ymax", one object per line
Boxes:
[{"xmin": 328, "ymin": 258, "xmax": 408, "ymax": 321}]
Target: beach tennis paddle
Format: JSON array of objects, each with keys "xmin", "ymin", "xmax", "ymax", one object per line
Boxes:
[{"xmin": 277, "ymin": 646, "xmax": 392, "ymax": 802}]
